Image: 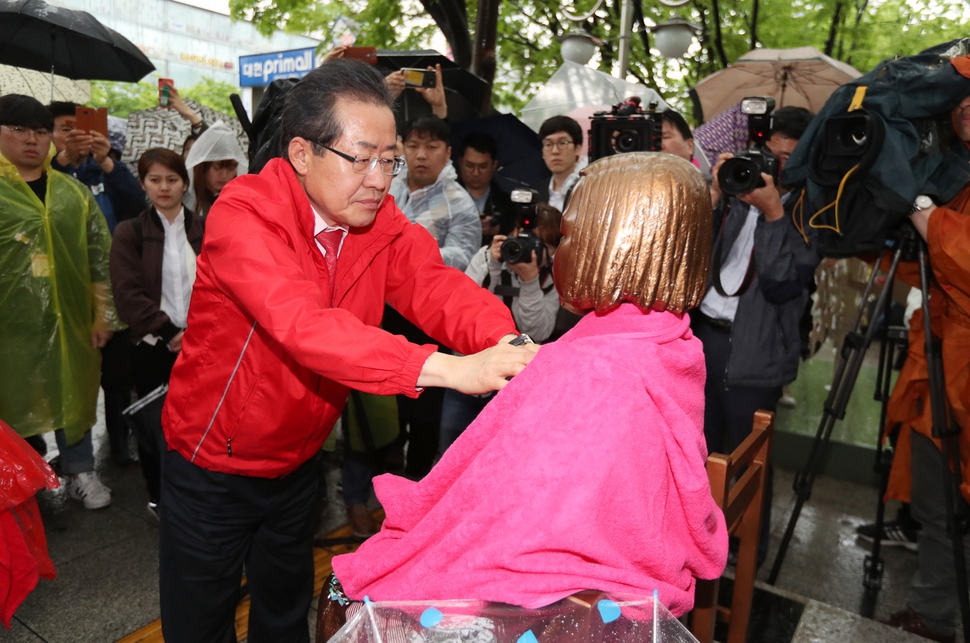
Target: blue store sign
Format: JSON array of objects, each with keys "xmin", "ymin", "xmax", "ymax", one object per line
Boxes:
[{"xmin": 239, "ymin": 48, "xmax": 318, "ymax": 87}]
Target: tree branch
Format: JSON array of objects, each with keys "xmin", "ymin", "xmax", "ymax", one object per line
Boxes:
[
  {"xmin": 824, "ymin": 0, "xmax": 844, "ymax": 56},
  {"xmin": 708, "ymin": 0, "xmax": 729, "ymax": 68},
  {"xmin": 750, "ymin": 0, "xmax": 760, "ymax": 49}
]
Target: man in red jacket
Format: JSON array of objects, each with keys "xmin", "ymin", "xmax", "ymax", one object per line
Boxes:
[{"xmin": 159, "ymin": 60, "xmax": 537, "ymax": 643}]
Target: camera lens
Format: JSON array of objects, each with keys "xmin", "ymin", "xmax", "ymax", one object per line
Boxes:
[
  {"xmin": 837, "ymin": 125, "xmax": 867, "ymax": 152},
  {"xmin": 616, "ymin": 130, "xmax": 640, "ymax": 153},
  {"xmin": 718, "ymin": 156, "xmax": 764, "ymax": 196}
]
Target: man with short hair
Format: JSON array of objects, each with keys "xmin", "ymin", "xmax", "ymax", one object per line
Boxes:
[
  {"xmin": 692, "ymin": 106, "xmax": 819, "ymax": 560},
  {"xmin": 48, "ymin": 101, "xmax": 144, "ymax": 232},
  {"xmin": 386, "ymin": 116, "xmax": 484, "ymax": 480},
  {"xmin": 458, "ymin": 131, "xmax": 515, "ymax": 246},
  {"xmin": 391, "ymin": 116, "xmax": 482, "ymax": 269},
  {"xmin": 0, "ymin": 94, "xmax": 119, "ymax": 510},
  {"xmin": 159, "ymin": 59, "xmax": 536, "ymax": 642},
  {"xmin": 536, "ymin": 115, "xmax": 583, "ymax": 211},
  {"xmin": 661, "ymin": 110, "xmax": 696, "ymax": 163}
]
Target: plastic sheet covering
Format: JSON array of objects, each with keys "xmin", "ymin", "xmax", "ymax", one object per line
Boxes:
[
  {"xmin": 183, "ymin": 121, "xmax": 248, "ymax": 210},
  {"xmin": 0, "ymin": 145, "xmax": 122, "ymax": 445},
  {"xmin": 0, "ymin": 420, "xmax": 59, "ymax": 627},
  {"xmin": 0, "ymin": 420, "xmax": 59, "ymax": 511},
  {"xmin": 330, "ymin": 593, "xmax": 699, "ymax": 643}
]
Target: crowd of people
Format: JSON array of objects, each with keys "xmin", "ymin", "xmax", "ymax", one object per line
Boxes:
[{"xmin": 1, "ymin": 44, "xmax": 969, "ymax": 643}]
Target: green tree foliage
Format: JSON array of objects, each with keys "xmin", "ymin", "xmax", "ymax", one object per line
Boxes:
[
  {"xmin": 91, "ymin": 78, "xmax": 240, "ymax": 119},
  {"xmin": 182, "ymin": 78, "xmax": 238, "ymax": 115},
  {"xmin": 89, "ymin": 81, "xmax": 156, "ymax": 119},
  {"xmin": 227, "ymin": 0, "xmax": 970, "ymax": 118}
]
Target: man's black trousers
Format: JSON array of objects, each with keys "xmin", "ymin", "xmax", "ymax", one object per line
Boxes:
[
  {"xmin": 693, "ymin": 319, "xmax": 780, "ymax": 560},
  {"xmin": 159, "ymin": 449, "xmax": 319, "ymax": 643}
]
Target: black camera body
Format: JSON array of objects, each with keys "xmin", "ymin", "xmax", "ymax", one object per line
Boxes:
[
  {"xmin": 718, "ymin": 97, "xmax": 780, "ymax": 197},
  {"xmin": 500, "ymin": 231, "xmax": 546, "ymax": 265},
  {"xmin": 500, "ymin": 188, "xmax": 545, "ymax": 265},
  {"xmin": 588, "ymin": 97, "xmax": 663, "ymax": 163},
  {"xmin": 718, "ymin": 146, "xmax": 780, "ymax": 196}
]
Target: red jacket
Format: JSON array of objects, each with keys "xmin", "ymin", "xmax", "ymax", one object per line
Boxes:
[{"xmin": 162, "ymin": 159, "xmax": 516, "ymax": 478}]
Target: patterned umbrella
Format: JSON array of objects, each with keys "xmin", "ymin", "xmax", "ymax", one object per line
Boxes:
[{"xmin": 122, "ymin": 101, "xmax": 248, "ymax": 167}]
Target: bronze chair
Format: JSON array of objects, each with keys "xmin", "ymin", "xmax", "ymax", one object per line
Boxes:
[{"xmin": 691, "ymin": 410, "xmax": 774, "ymax": 643}]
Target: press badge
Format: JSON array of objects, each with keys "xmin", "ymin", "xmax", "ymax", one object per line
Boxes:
[{"xmin": 31, "ymin": 253, "xmax": 50, "ymax": 277}]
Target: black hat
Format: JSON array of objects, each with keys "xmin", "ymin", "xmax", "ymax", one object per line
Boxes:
[{"xmin": 0, "ymin": 94, "xmax": 54, "ymax": 131}]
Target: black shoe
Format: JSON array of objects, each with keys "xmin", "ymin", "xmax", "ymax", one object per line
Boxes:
[{"xmin": 856, "ymin": 519, "xmax": 918, "ymax": 551}]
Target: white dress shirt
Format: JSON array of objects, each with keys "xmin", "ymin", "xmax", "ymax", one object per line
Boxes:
[
  {"xmin": 699, "ymin": 204, "xmax": 760, "ymax": 323},
  {"xmin": 548, "ymin": 171, "xmax": 579, "ymax": 212},
  {"xmin": 158, "ymin": 208, "xmax": 196, "ymax": 329}
]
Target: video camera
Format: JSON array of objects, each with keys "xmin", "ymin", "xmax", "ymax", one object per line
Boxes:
[
  {"xmin": 717, "ymin": 96, "xmax": 779, "ymax": 196},
  {"xmin": 500, "ymin": 189, "xmax": 546, "ymax": 265},
  {"xmin": 588, "ymin": 97, "xmax": 663, "ymax": 163}
]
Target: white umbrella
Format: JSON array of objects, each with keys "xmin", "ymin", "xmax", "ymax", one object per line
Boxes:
[
  {"xmin": 692, "ymin": 46, "xmax": 861, "ymax": 122},
  {"xmin": 519, "ymin": 61, "xmax": 669, "ymax": 132}
]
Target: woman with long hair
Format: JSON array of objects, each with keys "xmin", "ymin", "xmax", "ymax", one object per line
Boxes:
[
  {"xmin": 182, "ymin": 122, "xmax": 247, "ymax": 217},
  {"xmin": 109, "ymin": 147, "xmax": 205, "ymax": 518}
]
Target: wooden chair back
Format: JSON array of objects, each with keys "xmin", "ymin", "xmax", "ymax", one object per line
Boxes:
[{"xmin": 690, "ymin": 410, "xmax": 774, "ymax": 643}]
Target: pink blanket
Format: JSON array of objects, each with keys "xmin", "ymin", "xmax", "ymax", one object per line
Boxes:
[{"xmin": 332, "ymin": 304, "xmax": 728, "ymax": 616}]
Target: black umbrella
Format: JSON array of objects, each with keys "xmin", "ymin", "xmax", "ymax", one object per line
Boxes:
[
  {"xmin": 450, "ymin": 113, "xmax": 550, "ymax": 193},
  {"xmin": 0, "ymin": 0, "xmax": 155, "ymax": 82}
]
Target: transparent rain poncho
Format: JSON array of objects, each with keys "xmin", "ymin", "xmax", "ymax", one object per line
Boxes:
[
  {"xmin": 183, "ymin": 121, "xmax": 249, "ymax": 211},
  {"xmin": 0, "ymin": 145, "xmax": 122, "ymax": 445},
  {"xmin": 331, "ymin": 593, "xmax": 699, "ymax": 643}
]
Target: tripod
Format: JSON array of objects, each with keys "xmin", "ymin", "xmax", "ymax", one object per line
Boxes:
[{"xmin": 765, "ymin": 225, "xmax": 970, "ymax": 639}]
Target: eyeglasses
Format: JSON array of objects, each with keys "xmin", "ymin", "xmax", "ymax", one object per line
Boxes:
[
  {"xmin": 542, "ymin": 138, "xmax": 576, "ymax": 151},
  {"xmin": 1, "ymin": 124, "xmax": 52, "ymax": 142},
  {"xmin": 311, "ymin": 141, "xmax": 405, "ymax": 176}
]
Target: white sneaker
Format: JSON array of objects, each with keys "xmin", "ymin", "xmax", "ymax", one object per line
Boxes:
[{"xmin": 67, "ymin": 472, "xmax": 112, "ymax": 509}]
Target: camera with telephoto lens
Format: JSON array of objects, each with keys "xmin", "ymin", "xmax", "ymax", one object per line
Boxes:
[
  {"xmin": 500, "ymin": 189, "xmax": 546, "ymax": 265},
  {"xmin": 588, "ymin": 97, "xmax": 663, "ymax": 163},
  {"xmin": 718, "ymin": 97, "xmax": 780, "ymax": 196}
]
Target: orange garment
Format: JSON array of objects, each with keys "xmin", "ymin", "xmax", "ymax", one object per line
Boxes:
[{"xmin": 884, "ymin": 184, "xmax": 970, "ymax": 504}]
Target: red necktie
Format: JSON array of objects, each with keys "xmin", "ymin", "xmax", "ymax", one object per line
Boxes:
[{"xmin": 315, "ymin": 229, "xmax": 342, "ymax": 301}]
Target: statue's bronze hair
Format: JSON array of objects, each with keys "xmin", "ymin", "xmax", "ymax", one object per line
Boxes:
[{"xmin": 553, "ymin": 152, "xmax": 712, "ymax": 314}]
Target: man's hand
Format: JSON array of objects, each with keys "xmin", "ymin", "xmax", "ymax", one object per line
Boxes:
[
  {"xmin": 168, "ymin": 330, "xmax": 184, "ymax": 353},
  {"xmin": 385, "ymin": 71, "xmax": 407, "ymax": 100},
  {"xmin": 709, "ymin": 152, "xmax": 733, "ymax": 207},
  {"xmin": 59, "ymin": 128, "xmax": 92, "ymax": 166},
  {"xmin": 417, "ymin": 340, "xmax": 540, "ymax": 394},
  {"xmin": 89, "ymin": 131, "xmax": 114, "ymax": 173},
  {"xmin": 506, "ymin": 251, "xmax": 539, "ymax": 283},
  {"xmin": 92, "ymin": 330, "xmax": 112, "ymax": 349},
  {"xmin": 489, "ymin": 234, "xmax": 507, "ymax": 263},
  {"xmin": 738, "ymin": 173, "xmax": 785, "ymax": 221},
  {"xmin": 415, "ymin": 65, "xmax": 447, "ymax": 119}
]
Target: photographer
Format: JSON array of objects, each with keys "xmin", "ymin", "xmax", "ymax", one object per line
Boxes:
[
  {"xmin": 878, "ymin": 93, "xmax": 970, "ymax": 643},
  {"xmin": 691, "ymin": 106, "xmax": 819, "ymax": 562},
  {"xmin": 438, "ymin": 203, "xmax": 562, "ymax": 453}
]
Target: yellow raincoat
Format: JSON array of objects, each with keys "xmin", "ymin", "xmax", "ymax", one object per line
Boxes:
[{"xmin": 0, "ymin": 144, "xmax": 120, "ymax": 445}]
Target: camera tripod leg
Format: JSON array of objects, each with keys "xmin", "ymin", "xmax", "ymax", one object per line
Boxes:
[
  {"xmin": 860, "ymin": 324, "xmax": 904, "ymax": 618},
  {"xmin": 768, "ymin": 245, "xmax": 906, "ymax": 586},
  {"xmin": 918, "ymin": 246, "xmax": 970, "ymax": 643}
]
